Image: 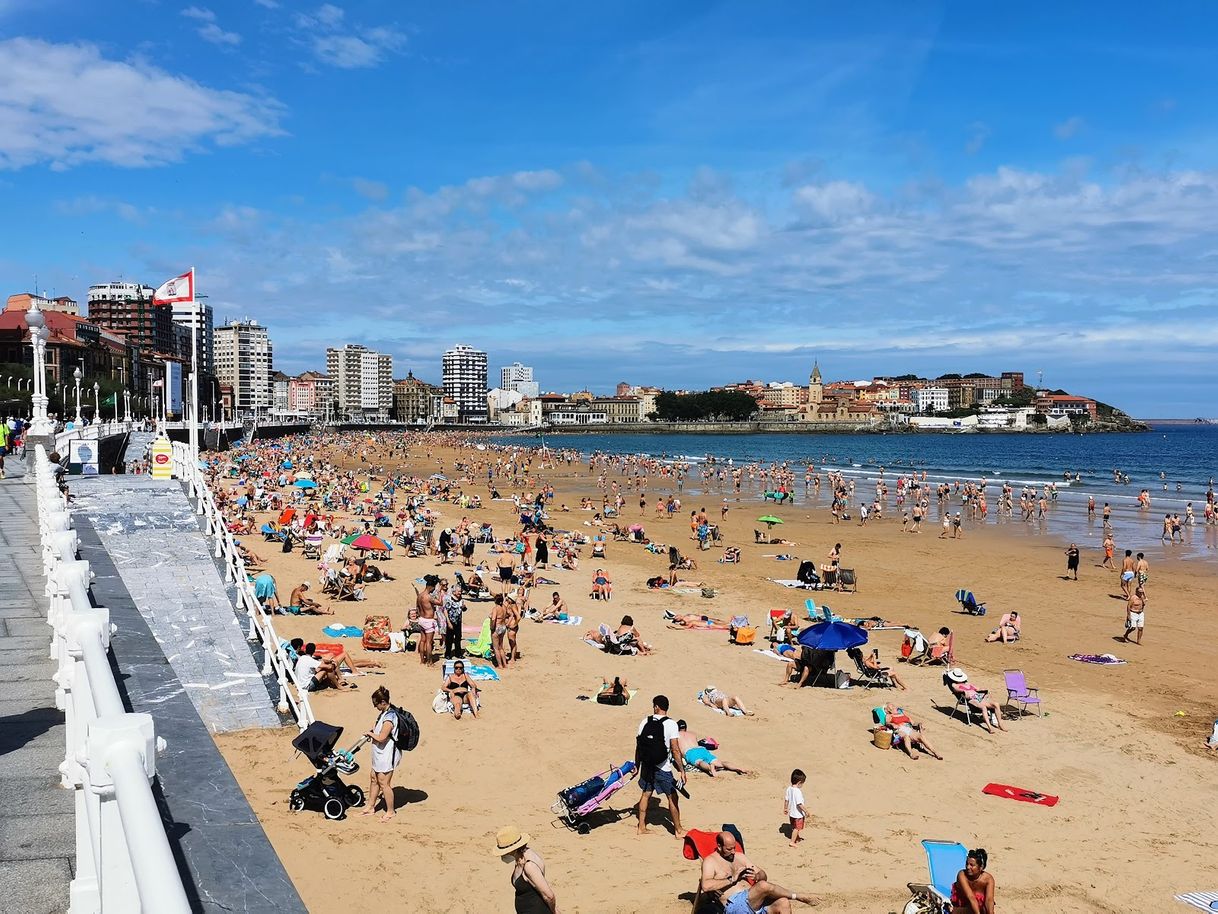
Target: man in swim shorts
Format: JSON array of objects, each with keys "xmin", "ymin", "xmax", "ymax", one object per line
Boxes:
[
  {"xmin": 415, "ymin": 576, "xmax": 439, "ymax": 666},
  {"xmin": 675, "ymin": 721, "xmax": 749, "ymax": 777},
  {"xmin": 699, "ymin": 831, "xmax": 820, "ymax": 913},
  {"xmin": 1119, "ymin": 550, "xmax": 1135, "ymax": 598}
]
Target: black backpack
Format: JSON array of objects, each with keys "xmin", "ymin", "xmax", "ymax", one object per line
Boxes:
[
  {"xmin": 636, "ymin": 716, "xmax": 670, "ymax": 769},
  {"xmin": 390, "ymin": 706, "xmax": 420, "ymax": 752}
]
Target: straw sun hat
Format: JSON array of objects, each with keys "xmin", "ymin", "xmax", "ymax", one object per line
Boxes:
[
  {"xmin": 946, "ymin": 668, "xmax": 969, "ymax": 683},
  {"xmin": 492, "ymin": 826, "xmax": 531, "ymax": 856}
]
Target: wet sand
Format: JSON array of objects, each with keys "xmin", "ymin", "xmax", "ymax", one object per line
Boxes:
[{"xmin": 214, "ymin": 438, "xmax": 1218, "ymax": 913}]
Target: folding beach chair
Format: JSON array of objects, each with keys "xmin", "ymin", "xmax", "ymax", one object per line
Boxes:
[
  {"xmin": 1176, "ymin": 891, "xmax": 1218, "ymax": 911},
  {"xmin": 849, "ymin": 650, "xmax": 894, "ymax": 689},
  {"xmin": 944, "ymin": 679, "xmax": 990, "ymax": 727},
  {"xmin": 1004, "ymin": 669, "xmax": 1043, "ymax": 717},
  {"xmin": 955, "ymin": 589, "xmax": 987, "ymax": 616},
  {"xmin": 905, "ymin": 840, "xmax": 967, "ymax": 914}
]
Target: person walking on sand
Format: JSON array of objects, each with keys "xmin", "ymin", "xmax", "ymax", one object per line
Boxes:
[
  {"xmin": 784, "ymin": 770, "xmax": 808, "ymax": 847},
  {"xmin": 1064, "ymin": 543, "xmax": 1080, "ymax": 580},
  {"xmin": 632, "ymin": 695, "xmax": 685, "ymax": 837},
  {"xmin": 1122, "ymin": 586, "xmax": 1146, "ymax": 645},
  {"xmin": 490, "ymin": 594, "xmax": 510, "ymax": 668},
  {"xmin": 1135, "ymin": 552, "xmax": 1150, "ymax": 595},
  {"xmin": 1101, "ymin": 534, "xmax": 1116, "ymax": 570},
  {"xmin": 1120, "ymin": 550, "xmax": 1135, "ymax": 598},
  {"xmin": 363, "ymin": 686, "xmax": 399, "ymax": 822}
]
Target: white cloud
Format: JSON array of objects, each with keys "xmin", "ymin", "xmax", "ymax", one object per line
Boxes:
[
  {"xmin": 293, "ymin": 4, "xmax": 405, "ymax": 69},
  {"xmin": 1054, "ymin": 115, "xmax": 1084, "ymax": 139},
  {"xmin": 351, "ymin": 177, "xmax": 389, "ymax": 201},
  {"xmin": 182, "ymin": 6, "xmax": 241, "ymax": 45},
  {"xmin": 0, "ymin": 38, "xmax": 283, "ymax": 170},
  {"xmin": 793, "ymin": 180, "xmax": 875, "ymax": 221},
  {"xmin": 965, "ymin": 120, "xmax": 991, "ymax": 155}
]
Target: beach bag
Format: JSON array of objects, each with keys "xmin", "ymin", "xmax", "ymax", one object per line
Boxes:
[
  {"xmin": 701, "ymin": 586, "xmax": 716, "ymax": 599},
  {"xmin": 362, "ymin": 614, "xmax": 391, "ymax": 651},
  {"xmin": 900, "ymin": 638, "xmax": 913, "ymax": 659},
  {"xmin": 561, "ymin": 774, "xmax": 607, "ymax": 810},
  {"xmin": 390, "ymin": 705, "xmax": 420, "ymax": 752},
  {"xmin": 636, "ymin": 716, "xmax": 670, "ymax": 769},
  {"xmin": 698, "ymin": 737, "xmax": 719, "ymax": 751},
  {"xmin": 872, "ymin": 728, "xmax": 893, "ymax": 750},
  {"xmin": 597, "ymin": 691, "xmax": 628, "ymax": 706},
  {"xmin": 733, "ymin": 626, "xmax": 757, "ymax": 646}
]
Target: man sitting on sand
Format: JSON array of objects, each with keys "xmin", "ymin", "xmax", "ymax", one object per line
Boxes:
[
  {"xmin": 294, "ymin": 642, "xmax": 356, "ymax": 692},
  {"xmin": 676, "ymin": 720, "xmax": 750, "ymax": 777},
  {"xmin": 286, "ymin": 582, "xmax": 333, "ymax": 615},
  {"xmin": 984, "ymin": 612, "xmax": 1021, "ymax": 643},
  {"xmin": 699, "ymin": 831, "xmax": 820, "ymax": 913}
]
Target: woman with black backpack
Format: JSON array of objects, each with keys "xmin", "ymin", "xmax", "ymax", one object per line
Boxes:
[{"xmin": 364, "ymin": 686, "xmax": 400, "ymax": 822}]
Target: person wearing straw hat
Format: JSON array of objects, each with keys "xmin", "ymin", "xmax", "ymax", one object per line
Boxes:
[
  {"xmin": 493, "ymin": 826, "xmax": 560, "ymax": 913},
  {"xmin": 946, "ymin": 668, "xmax": 1007, "ymax": 733}
]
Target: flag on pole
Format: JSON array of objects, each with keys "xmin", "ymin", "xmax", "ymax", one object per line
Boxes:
[{"xmin": 152, "ymin": 270, "xmax": 194, "ymax": 305}]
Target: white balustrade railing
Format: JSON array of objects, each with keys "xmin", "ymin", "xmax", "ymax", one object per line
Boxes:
[
  {"xmin": 170, "ymin": 442, "xmax": 314, "ymax": 728},
  {"xmin": 32, "ymin": 444, "xmax": 191, "ymax": 914},
  {"xmin": 53, "ymin": 420, "xmax": 137, "ymax": 456}
]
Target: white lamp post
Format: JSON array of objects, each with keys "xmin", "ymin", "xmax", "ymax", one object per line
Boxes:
[
  {"xmin": 123, "ymin": 389, "xmax": 131, "ymax": 422},
  {"xmin": 73, "ymin": 366, "xmax": 83, "ymax": 425},
  {"xmin": 24, "ymin": 303, "xmax": 52, "ymax": 437},
  {"xmin": 93, "ymin": 381, "xmax": 100, "ymax": 425}
]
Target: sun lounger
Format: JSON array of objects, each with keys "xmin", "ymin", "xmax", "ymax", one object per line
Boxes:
[
  {"xmin": 1003, "ymin": 669, "xmax": 1043, "ymax": 717},
  {"xmin": 905, "ymin": 840, "xmax": 967, "ymax": 914},
  {"xmin": 1176, "ymin": 891, "xmax": 1218, "ymax": 911}
]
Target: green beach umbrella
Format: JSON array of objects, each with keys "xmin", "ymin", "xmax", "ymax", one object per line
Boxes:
[{"xmin": 757, "ymin": 515, "xmax": 784, "ymax": 528}]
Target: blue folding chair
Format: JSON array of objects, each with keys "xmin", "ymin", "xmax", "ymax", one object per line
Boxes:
[
  {"xmin": 954, "ymin": 589, "xmax": 987, "ymax": 616},
  {"xmin": 904, "ymin": 840, "xmax": 967, "ymax": 913}
]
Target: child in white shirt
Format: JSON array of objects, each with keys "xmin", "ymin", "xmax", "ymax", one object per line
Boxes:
[{"xmin": 784, "ymin": 769, "xmax": 808, "ymax": 847}]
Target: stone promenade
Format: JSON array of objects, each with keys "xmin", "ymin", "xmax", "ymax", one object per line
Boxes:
[{"xmin": 0, "ymin": 455, "xmax": 74, "ymax": 914}]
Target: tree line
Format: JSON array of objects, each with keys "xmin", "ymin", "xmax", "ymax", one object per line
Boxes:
[{"xmin": 650, "ymin": 390, "xmax": 760, "ymax": 421}]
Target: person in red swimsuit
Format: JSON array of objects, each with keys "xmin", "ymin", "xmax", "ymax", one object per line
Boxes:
[{"xmin": 951, "ymin": 848, "xmax": 995, "ymax": 914}]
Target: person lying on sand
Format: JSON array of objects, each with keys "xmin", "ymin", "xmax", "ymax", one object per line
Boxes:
[
  {"xmin": 665, "ymin": 611, "xmax": 731, "ymax": 630},
  {"xmin": 676, "ymin": 720, "xmax": 750, "ymax": 776},
  {"xmin": 878, "ymin": 704, "xmax": 942, "ymax": 761},
  {"xmin": 701, "ymin": 686, "xmax": 754, "ymax": 716}
]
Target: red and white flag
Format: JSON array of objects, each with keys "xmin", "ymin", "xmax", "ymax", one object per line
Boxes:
[{"xmin": 152, "ymin": 270, "xmax": 194, "ymax": 304}]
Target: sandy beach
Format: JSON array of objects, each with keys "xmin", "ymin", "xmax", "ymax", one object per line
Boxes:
[{"xmin": 213, "ymin": 435, "xmax": 1218, "ymax": 913}]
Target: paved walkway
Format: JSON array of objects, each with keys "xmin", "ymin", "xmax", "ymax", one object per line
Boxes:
[
  {"xmin": 0, "ymin": 455, "xmax": 74, "ymax": 914},
  {"xmin": 69, "ymin": 475, "xmax": 281, "ymax": 733}
]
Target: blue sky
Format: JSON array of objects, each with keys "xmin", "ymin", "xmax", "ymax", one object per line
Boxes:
[{"xmin": 1, "ymin": 2, "xmax": 1216, "ymax": 416}]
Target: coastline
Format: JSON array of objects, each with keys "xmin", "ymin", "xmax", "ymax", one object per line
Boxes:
[
  {"xmin": 211, "ymin": 433, "xmax": 1218, "ymax": 913},
  {"xmin": 502, "ymin": 421, "xmax": 1148, "ymax": 435}
]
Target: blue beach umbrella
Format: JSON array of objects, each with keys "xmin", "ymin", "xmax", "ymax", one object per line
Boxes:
[
  {"xmin": 797, "ymin": 620, "xmax": 868, "ymax": 651},
  {"xmin": 293, "ymin": 479, "xmax": 317, "ymax": 489}
]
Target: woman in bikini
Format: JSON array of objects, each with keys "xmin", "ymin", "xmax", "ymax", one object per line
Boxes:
[
  {"xmin": 951, "ymin": 848, "xmax": 995, "ymax": 914},
  {"xmin": 443, "ymin": 661, "xmax": 479, "ymax": 720}
]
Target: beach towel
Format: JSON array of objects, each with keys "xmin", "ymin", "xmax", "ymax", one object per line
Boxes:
[
  {"xmin": 683, "ymin": 826, "xmax": 745, "ymax": 860},
  {"xmin": 1068, "ymin": 653, "xmax": 1127, "ymax": 665},
  {"xmin": 465, "ymin": 619, "xmax": 493, "ymax": 660},
  {"xmin": 584, "ymin": 639, "xmax": 607, "ymax": 650},
  {"xmin": 753, "ymin": 648, "xmax": 795, "ymax": 662},
  {"xmin": 768, "ymin": 578, "xmax": 811, "ymax": 589},
  {"xmin": 546, "ymin": 615, "xmax": 583, "ymax": 625},
  {"xmin": 322, "ymin": 624, "xmax": 364, "ymax": 638},
  {"xmin": 1175, "ymin": 891, "xmax": 1218, "ymax": 911},
  {"xmin": 443, "ymin": 660, "xmax": 499, "ymax": 681},
  {"xmin": 982, "ymin": 783, "xmax": 1059, "ymax": 806},
  {"xmin": 697, "ymin": 691, "xmax": 744, "ymax": 716}
]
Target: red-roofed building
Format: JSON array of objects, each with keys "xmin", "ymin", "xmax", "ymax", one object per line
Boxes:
[{"xmin": 1035, "ymin": 393, "xmax": 1097, "ymax": 421}]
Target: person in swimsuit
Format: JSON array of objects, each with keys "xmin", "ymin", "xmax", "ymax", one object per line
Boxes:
[
  {"xmin": 494, "ymin": 827, "xmax": 559, "ymax": 914},
  {"xmin": 443, "ymin": 661, "xmax": 479, "ymax": 719},
  {"xmin": 591, "ymin": 568, "xmax": 612, "ymax": 600},
  {"xmin": 675, "ymin": 720, "xmax": 749, "ymax": 776},
  {"xmin": 698, "ymin": 831, "xmax": 819, "ymax": 913},
  {"xmin": 880, "ymin": 704, "xmax": 942, "ymax": 760},
  {"xmin": 701, "ymin": 686, "xmax": 754, "ymax": 716},
  {"xmin": 984, "ymin": 611, "xmax": 1021, "ymax": 644},
  {"xmin": 415, "ymin": 577, "xmax": 439, "ymax": 666},
  {"xmin": 496, "ymin": 550, "xmax": 518, "ymax": 594},
  {"xmin": 490, "ymin": 594, "xmax": 509, "ymax": 668},
  {"xmin": 1120, "ymin": 550, "xmax": 1135, "ymax": 597},
  {"xmin": 950, "ymin": 847, "xmax": 995, "ymax": 914}
]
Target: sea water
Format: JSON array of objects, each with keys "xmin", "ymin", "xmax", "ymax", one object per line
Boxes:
[{"xmin": 494, "ymin": 424, "xmax": 1218, "ymax": 561}]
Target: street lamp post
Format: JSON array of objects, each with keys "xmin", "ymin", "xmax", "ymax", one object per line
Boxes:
[
  {"xmin": 123, "ymin": 389, "xmax": 131, "ymax": 423},
  {"xmin": 73, "ymin": 366, "xmax": 83, "ymax": 425},
  {"xmin": 93, "ymin": 382, "xmax": 100, "ymax": 426},
  {"xmin": 24, "ymin": 303, "xmax": 52, "ymax": 439}
]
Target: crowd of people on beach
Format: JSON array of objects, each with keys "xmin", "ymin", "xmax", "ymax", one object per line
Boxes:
[{"xmin": 187, "ymin": 427, "xmax": 1218, "ymax": 914}]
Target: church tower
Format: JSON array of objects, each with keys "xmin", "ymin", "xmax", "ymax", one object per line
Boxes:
[{"xmin": 808, "ymin": 360, "xmax": 823, "ymax": 405}]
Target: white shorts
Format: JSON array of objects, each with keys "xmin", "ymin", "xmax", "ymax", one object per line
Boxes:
[{"xmin": 1126, "ymin": 611, "xmax": 1145, "ymax": 629}]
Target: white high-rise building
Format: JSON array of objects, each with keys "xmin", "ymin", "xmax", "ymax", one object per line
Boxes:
[
  {"xmin": 501, "ymin": 362, "xmax": 539, "ymax": 398},
  {"xmin": 443, "ymin": 344, "xmax": 489, "ymax": 422},
  {"xmin": 326, "ymin": 344, "xmax": 394, "ymax": 420},
  {"xmin": 170, "ymin": 301, "xmax": 215, "ymax": 377},
  {"xmin": 214, "ymin": 319, "xmax": 273, "ymax": 415}
]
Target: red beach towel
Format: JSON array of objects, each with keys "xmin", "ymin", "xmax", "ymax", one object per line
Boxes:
[{"xmin": 982, "ymin": 783, "xmax": 1059, "ymax": 807}]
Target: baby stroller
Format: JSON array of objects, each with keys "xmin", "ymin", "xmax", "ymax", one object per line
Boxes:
[
  {"xmin": 552, "ymin": 760, "xmax": 636, "ymax": 834},
  {"xmin": 954, "ymin": 589, "xmax": 987, "ymax": 616},
  {"xmin": 289, "ymin": 721, "xmax": 369, "ymax": 821}
]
